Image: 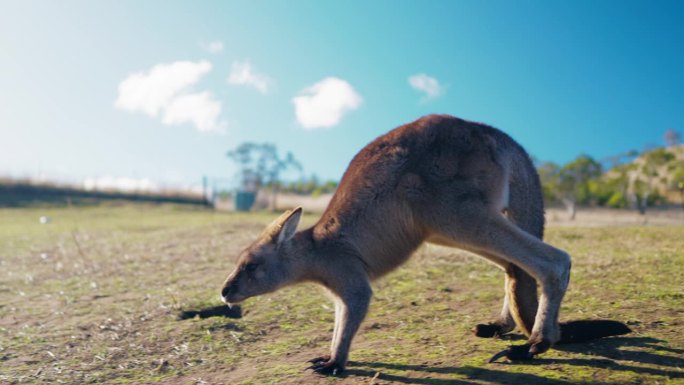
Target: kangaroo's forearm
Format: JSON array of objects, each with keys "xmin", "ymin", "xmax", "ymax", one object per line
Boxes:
[{"xmin": 329, "ymin": 284, "xmax": 372, "ymax": 366}]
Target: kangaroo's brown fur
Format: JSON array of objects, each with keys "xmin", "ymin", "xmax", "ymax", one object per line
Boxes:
[{"xmin": 220, "ymin": 114, "xmax": 630, "ymax": 375}]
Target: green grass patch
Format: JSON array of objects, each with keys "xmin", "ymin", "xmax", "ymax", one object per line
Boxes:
[{"xmin": 1, "ymin": 204, "xmax": 682, "ymax": 384}]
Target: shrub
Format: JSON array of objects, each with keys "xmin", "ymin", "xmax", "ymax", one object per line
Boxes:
[{"xmin": 606, "ymin": 191, "xmax": 628, "ymax": 208}]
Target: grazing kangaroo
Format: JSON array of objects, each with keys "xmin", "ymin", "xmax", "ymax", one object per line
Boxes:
[{"xmin": 220, "ymin": 114, "xmax": 630, "ymax": 375}]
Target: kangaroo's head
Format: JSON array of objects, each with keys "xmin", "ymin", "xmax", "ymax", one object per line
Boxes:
[{"xmin": 221, "ymin": 207, "xmax": 303, "ymax": 305}]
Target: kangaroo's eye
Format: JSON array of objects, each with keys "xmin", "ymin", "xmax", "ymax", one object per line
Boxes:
[{"xmin": 245, "ymin": 263, "xmax": 259, "ymax": 272}]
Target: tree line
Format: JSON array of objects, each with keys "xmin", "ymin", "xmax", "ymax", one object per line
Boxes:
[{"xmin": 538, "ymin": 129, "xmax": 683, "ymax": 218}]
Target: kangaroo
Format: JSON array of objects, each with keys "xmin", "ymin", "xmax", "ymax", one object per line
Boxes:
[{"xmin": 220, "ymin": 114, "xmax": 630, "ymax": 375}]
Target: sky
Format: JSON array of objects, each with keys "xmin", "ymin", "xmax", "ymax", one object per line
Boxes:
[{"xmin": 1, "ymin": 0, "xmax": 682, "ymax": 191}]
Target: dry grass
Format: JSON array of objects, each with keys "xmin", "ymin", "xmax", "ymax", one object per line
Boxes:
[{"xmin": 1, "ymin": 204, "xmax": 682, "ymax": 384}]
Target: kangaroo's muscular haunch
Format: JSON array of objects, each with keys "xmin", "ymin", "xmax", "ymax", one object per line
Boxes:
[{"xmin": 220, "ymin": 114, "xmax": 630, "ymax": 375}]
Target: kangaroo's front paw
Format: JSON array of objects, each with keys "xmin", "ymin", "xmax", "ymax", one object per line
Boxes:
[
  {"xmin": 473, "ymin": 323, "xmax": 504, "ymax": 338},
  {"xmin": 306, "ymin": 356, "xmax": 344, "ymax": 376},
  {"xmin": 307, "ymin": 355, "xmax": 331, "ymax": 364}
]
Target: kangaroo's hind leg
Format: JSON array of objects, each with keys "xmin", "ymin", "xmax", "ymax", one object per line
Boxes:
[
  {"xmin": 426, "ymin": 208, "xmax": 571, "ymax": 360},
  {"xmin": 475, "ymin": 177, "xmax": 544, "ymax": 342}
]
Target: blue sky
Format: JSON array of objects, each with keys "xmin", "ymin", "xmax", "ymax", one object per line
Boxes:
[{"xmin": 1, "ymin": 1, "xmax": 682, "ymax": 190}]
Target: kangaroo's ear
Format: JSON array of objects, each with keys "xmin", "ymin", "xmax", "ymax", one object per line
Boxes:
[
  {"xmin": 276, "ymin": 206, "xmax": 302, "ymax": 244},
  {"xmin": 262, "ymin": 207, "xmax": 303, "ymax": 244}
]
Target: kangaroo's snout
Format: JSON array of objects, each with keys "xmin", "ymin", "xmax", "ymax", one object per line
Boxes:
[
  {"xmin": 221, "ymin": 284, "xmax": 234, "ymax": 301},
  {"xmin": 221, "ymin": 279, "xmax": 241, "ymax": 303}
]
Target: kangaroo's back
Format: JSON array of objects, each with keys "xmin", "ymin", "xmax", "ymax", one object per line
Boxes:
[{"xmin": 313, "ymin": 114, "xmax": 542, "ymax": 276}]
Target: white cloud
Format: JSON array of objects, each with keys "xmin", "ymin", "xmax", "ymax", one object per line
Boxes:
[
  {"xmin": 227, "ymin": 60, "xmax": 272, "ymax": 94},
  {"xmin": 115, "ymin": 61, "xmax": 211, "ymax": 116},
  {"xmin": 115, "ymin": 60, "xmax": 224, "ymax": 133},
  {"xmin": 162, "ymin": 91, "xmax": 224, "ymax": 133},
  {"xmin": 292, "ymin": 77, "xmax": 362, "ymax": 129},
  {"xmin": 408, "ymin": 73, "xmax": 445, "ymax": 101},
  {"xmin": 201, "ymin": 40, "xmax": 224, "ymax": 54}
]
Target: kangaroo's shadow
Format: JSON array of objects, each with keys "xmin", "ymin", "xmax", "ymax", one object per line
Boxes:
[
  {"xmin": 177, "ymin": 304, "xmax": 242, "ymax": 320},
  {"xmin": 339, "ymin": 336, "xmax": 683, "ymax": 384},
  {"xmin": 343, "ymin": 363, "xmax": 585, "ymax": 385},
  {"xmin": 553, "ymin": 336, "xmax": 684, "ymax": 369}
]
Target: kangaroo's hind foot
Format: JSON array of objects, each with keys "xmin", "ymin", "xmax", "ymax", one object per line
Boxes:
[{"xmin": 472, "ymin": 319, "xmax": 515, "ymax": 338}]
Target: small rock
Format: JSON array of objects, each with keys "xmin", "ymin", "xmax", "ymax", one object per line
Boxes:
[{"xmin": 155, "ymin": 359, "xmax": 169, "ymax": 372}]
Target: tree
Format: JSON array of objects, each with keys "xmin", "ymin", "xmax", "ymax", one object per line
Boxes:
[
  {"xmin": 599, "ymin": 149, "xmax": 638, "ymax": 170},
  {"xmin": 629, "ymin": 148, "xmax": 674, "ymax": 214},
  {"xmin": 557, "ymin": 155, "xmax": 602, "ymax": 220},
  {"xmin": 598, "ymin": 163, "xmax": 633, "ymax": 209},
  {"xmin": 675, "ymin": 174, "xmax": 684, "ymax": 210},
  {"xmin": 227, "ymin": 143, "xmax": 302, "ymax": 210},
  {"xmin": 537, "ymin": 161, "xmax": 561, "ymax": 206},
  {"xmin": 664, "ymin": 128, "xmax": 681, "ymax": 147}
]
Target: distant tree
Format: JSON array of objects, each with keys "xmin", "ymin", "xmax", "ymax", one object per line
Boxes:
[
  {"xmin": 557, "ymin": 155, "xmax": 602, "ymax": 220},
  {"xmin": 282, "ymin": 176, "xmax": 339, "ymax": 196},
  {"xmin": 675, "ymin": 173, "xmax": 684, "ymax": 209},
  {"xmin": 227, "ymin": 143, "xmax": 261, "ymax": 192},
  {"xmin": 664, "ymin": 128, "xmax": 681, "ymax": 147},
  {"xmin": 317, "ymin": 180, "xmax": 339, "ymax": 196},
  {"xmin": 305, "ymin": 174, "xmax": 320, "ymax": 195},
  {"xmin": 629, "ymin": 148, "xmax": 674, "ymax": 214},
  {"xmin": 599, "ymin": 149, "xmax": 639, "ymax": 170},
  {"xmin": 227, "ymin": 143, "xmax": 302, "ymax": 210},
  {"xmin": 597, "ymin": 163, "xmax": 633, "ymax": 209},
  {"xmin": 537, "ymin": 161, "xmax": 561, "ymax": 206}
]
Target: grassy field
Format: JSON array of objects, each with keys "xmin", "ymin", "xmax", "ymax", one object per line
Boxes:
[{"xmin": 1, "ymin": 204, "xmax": 682, "ymax": 385}]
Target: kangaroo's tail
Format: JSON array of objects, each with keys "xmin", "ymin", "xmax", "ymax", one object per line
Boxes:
[{"xmin": 558, "ymin": 320, "xmax": 631, "ymax": 344}]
